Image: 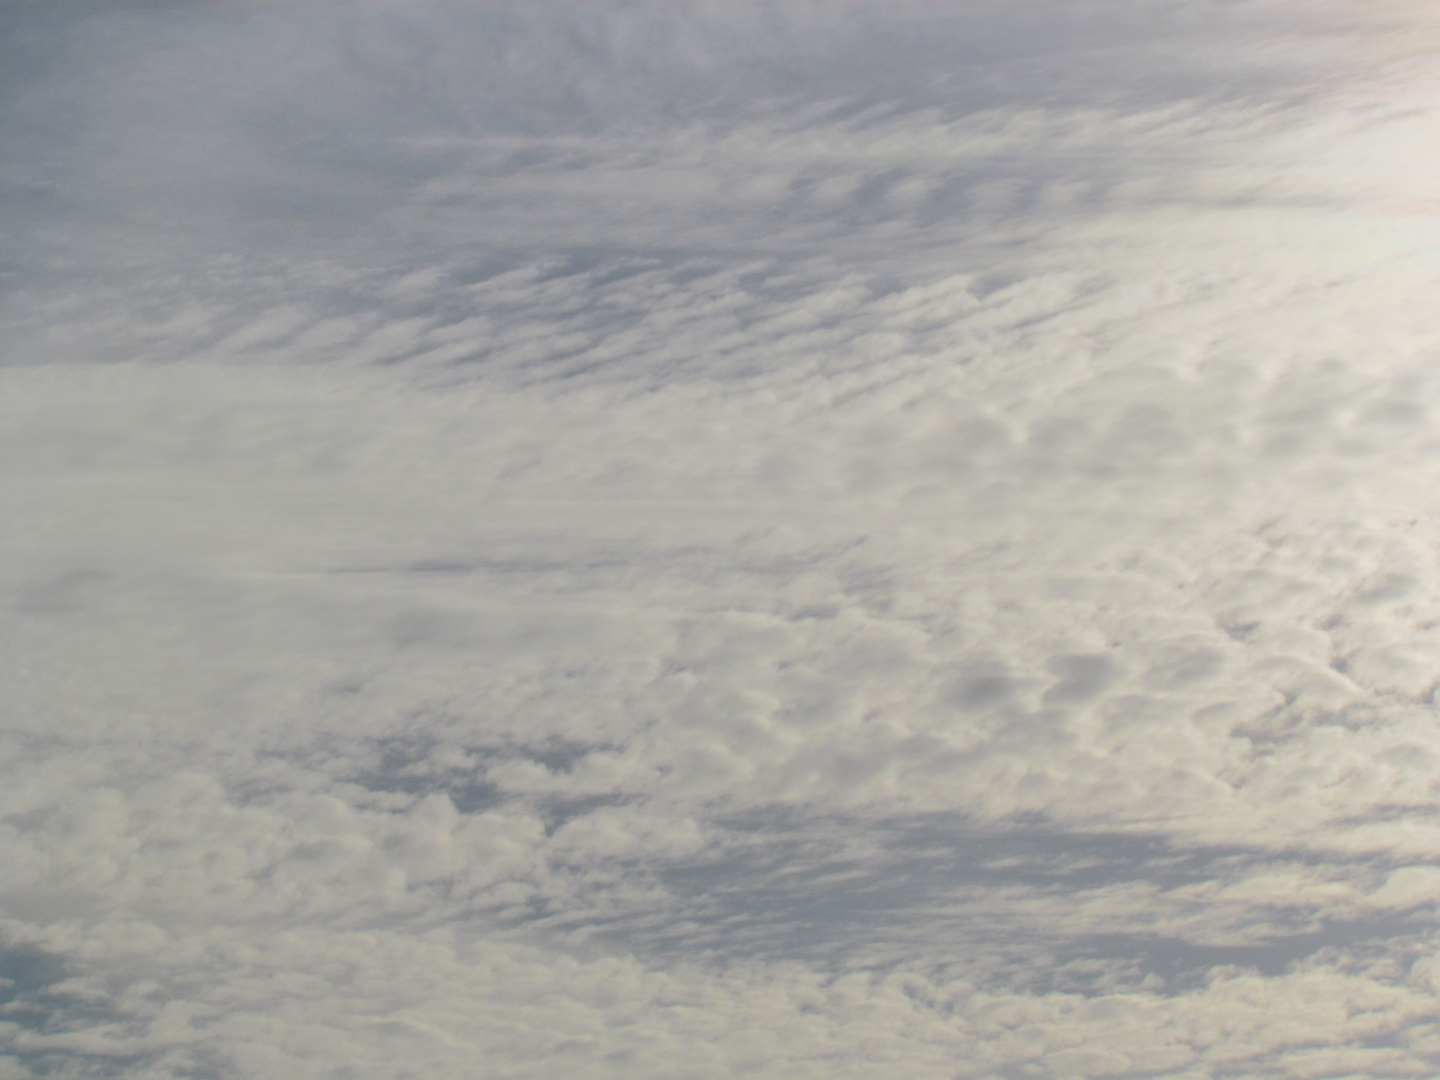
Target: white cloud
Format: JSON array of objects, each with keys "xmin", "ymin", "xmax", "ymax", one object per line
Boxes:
[{"xmin": 5, "ymin": 1, "xmax": 1440, "ymax": 1076}]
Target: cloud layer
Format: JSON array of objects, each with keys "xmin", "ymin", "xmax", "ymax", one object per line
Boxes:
[{"xmin": 5, "ymin": 2, "xmax": 1440, "ymax": 1077}]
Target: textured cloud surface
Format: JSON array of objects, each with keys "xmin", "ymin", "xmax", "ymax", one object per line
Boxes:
[{"xmin": 5, "ymin": 2, "xmax": 1440, "ymax": 1077}]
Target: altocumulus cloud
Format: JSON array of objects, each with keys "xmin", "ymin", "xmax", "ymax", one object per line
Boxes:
[{"xmin": 5, "ymin": 1, "xmax": 1440, "ymax": 1077}]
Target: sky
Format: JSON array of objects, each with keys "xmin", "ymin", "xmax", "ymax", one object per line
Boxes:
[{"xmin": 4, "ymin": 1, "xmax": 1440, "ymax": 1077}]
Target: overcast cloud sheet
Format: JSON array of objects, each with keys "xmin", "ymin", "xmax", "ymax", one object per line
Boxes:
[{"xmin": 5, "ymin": 2, "xmax": 1440, "ymax": 1077}]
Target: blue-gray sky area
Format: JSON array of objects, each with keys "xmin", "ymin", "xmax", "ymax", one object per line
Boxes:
[{"xmin": 4, "ymin": 2, "xmax": 1440, "ymax": 1077}]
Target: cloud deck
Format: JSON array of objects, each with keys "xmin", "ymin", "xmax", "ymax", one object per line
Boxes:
[{"xmin": 4, "ymin": 2, "xmax": 1440, "ymax": 1077}]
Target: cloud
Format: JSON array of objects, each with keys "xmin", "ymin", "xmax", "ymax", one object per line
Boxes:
[{"xmin": 5, "ymin": 1, "xmax": 1440, "ymax": 1077}]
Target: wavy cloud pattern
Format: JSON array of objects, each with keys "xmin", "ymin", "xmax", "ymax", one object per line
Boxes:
[{"xmin": 4, "ymin": 2, "xmax": 1440, "ymax": 1077}]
